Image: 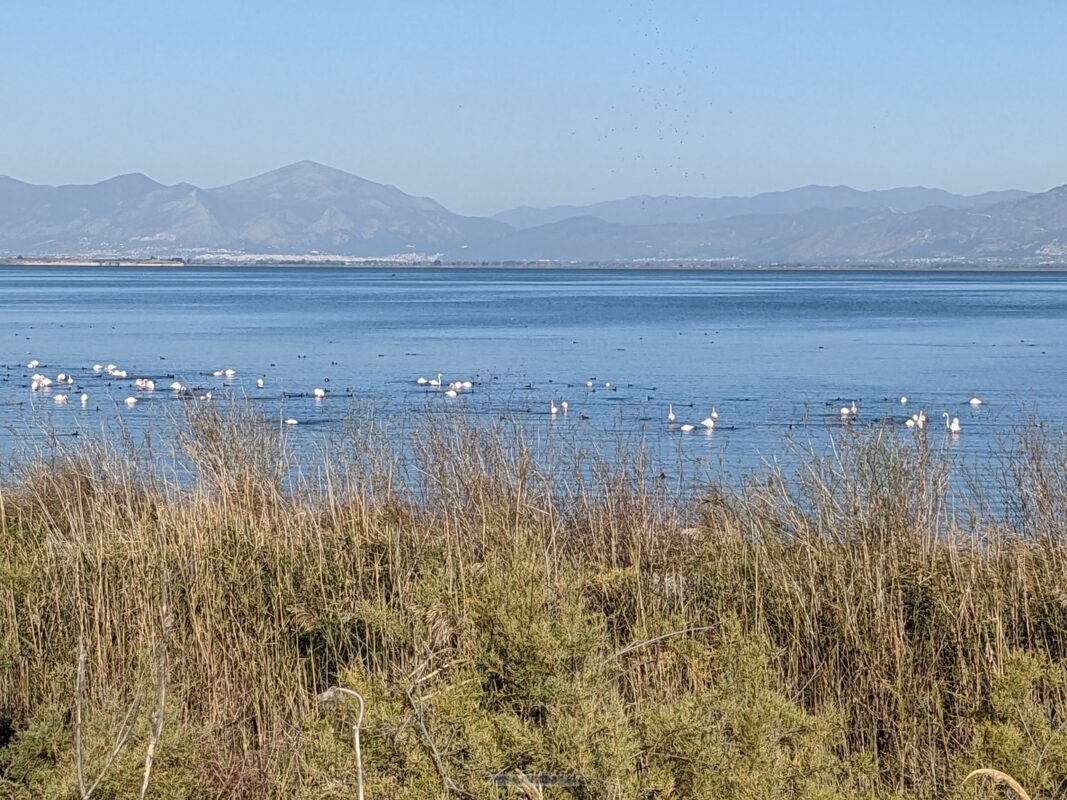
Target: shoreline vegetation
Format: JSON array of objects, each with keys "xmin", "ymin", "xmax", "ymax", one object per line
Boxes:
[{"xmin": 1, "ymin": 405, "xmax": 1066, "ymax": 798}]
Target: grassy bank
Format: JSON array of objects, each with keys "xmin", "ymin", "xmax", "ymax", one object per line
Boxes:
[{"xmin": 1, "ymin": 406, "xmax": 1065, "ymax": 798}]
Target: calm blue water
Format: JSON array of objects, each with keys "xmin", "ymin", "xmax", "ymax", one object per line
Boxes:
[{"xmin": 1, "ymin": 266, "xmax": 1065, "ymax": 477}]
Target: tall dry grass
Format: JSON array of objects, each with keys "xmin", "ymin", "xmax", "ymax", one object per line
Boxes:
[{"xmin": 0, "ymin": 404, "xmax": 1065, "ymax": 798}]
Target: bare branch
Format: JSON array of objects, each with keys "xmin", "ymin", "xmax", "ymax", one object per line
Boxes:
[
  {"xmin": 138, "ymin": 581, "xmax": 173, "ymax": 800},
  {"xmin": 317, "ymin": 686, "xmax": 366, "ymax": 800}
]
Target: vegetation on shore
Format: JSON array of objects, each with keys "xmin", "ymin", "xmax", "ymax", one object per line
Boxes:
[{"xmin": 0, "ymin": 406, "xmax": 1065, "ymax": 798}]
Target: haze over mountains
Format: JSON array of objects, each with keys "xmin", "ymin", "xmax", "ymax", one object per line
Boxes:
[
  {"xmin": 1, "ymin": 160, "xmax": 1066, "ymax": 263},
  {"xmin": 493, "ymin": 186, "xmax": 1030, "ymax": 229}
]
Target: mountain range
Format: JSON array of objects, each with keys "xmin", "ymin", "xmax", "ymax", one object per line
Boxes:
[
  {"xmin": 0, "ymin": 161, "xmax": 506, "ymax": 258},
  {"xmin": 1, "ymin": 160, "xmax": 1065, "ymax": 263},
  {"xmin": 492, "ymin": 185, "xmax": 1030, "ymax": 229}
]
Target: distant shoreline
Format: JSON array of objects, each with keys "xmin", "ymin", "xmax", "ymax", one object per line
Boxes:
[
  {"xmin": 2, "ymin": 256, "xmax": 1067, "ymax": 271},
  {"xmin": 0, "ymin": 256, "xmax": 186, "ymax": 267}
]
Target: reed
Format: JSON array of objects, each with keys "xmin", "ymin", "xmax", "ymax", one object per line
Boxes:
[{"xmin": 0, "ymin": 405, "xmax": 1064, "ymax": 798}]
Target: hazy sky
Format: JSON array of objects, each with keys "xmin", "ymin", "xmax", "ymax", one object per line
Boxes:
[{"xmin": 2, "ymin": 1, "xmax": 1065, "ymax": 215}]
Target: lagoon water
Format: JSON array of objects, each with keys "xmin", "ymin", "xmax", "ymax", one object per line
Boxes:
[{"xmin": 2, "ymin": 266, "xmax": 1065, "ymax": 478}]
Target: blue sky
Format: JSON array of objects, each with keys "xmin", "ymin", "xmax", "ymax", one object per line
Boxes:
[{"xmin": 2, "ymin": 1, "xmax": 1065, "ymax": 214}]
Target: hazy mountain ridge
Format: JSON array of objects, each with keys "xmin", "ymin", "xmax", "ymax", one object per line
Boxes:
[
  {"xmin": 466, "ymin": 186, "xmax": 1067, "ymax": 263},
  {"xmin": 1, "ymin": 162, "xmax": 1065, "ymax": 262},
  {"xmin": 494, "ymin": 185, "xmax": 1032, "ymax": 229},
  {"xmin": 0, "ymin": 161, "xmax": 508, "ymax": 256}
]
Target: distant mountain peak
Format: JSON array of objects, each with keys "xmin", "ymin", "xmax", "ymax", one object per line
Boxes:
[
  {"xmin": 273, "ymin": 159, "xmax": 358, "ymax": 177},
  {"xmin": 90, "ymin": 172, "xmax": 164, "ymax": 190}
]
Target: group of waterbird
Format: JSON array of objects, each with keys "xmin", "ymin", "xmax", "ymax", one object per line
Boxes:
[
  {"xmin": 667, "ymin": 402, "xmax": 718, "ymax": 432},
  {"xmin": 416, "ymin": 373, "xmax": 475, "ymax": 398},
  {"xmin": 901, "ymin": 395, "xmax": 982, "ymax": 434},
  {"xmin": 838, "ymin": 394, "xmax": 982, "ymax": 434},
  {"xmin": 18, "ymin": 357, "xmax": 991, "ymax": 440},
  {"xmin": 18, "ymin": 359, "xmax": 331, "ymax": 419}
]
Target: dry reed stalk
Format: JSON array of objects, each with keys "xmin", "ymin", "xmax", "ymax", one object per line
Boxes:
[
  {"xmin": 0, "ymin": 406, "xmax": 1065, "ymax": 797},
  {"xmin": 963, "ymin": 768, "xmax": 1032, "ymax": 800}
]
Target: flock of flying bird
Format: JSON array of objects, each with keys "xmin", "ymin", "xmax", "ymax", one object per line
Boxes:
[{"xmin": 22, "ymin": 358, "xmax": 982, "ymax": 436}]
